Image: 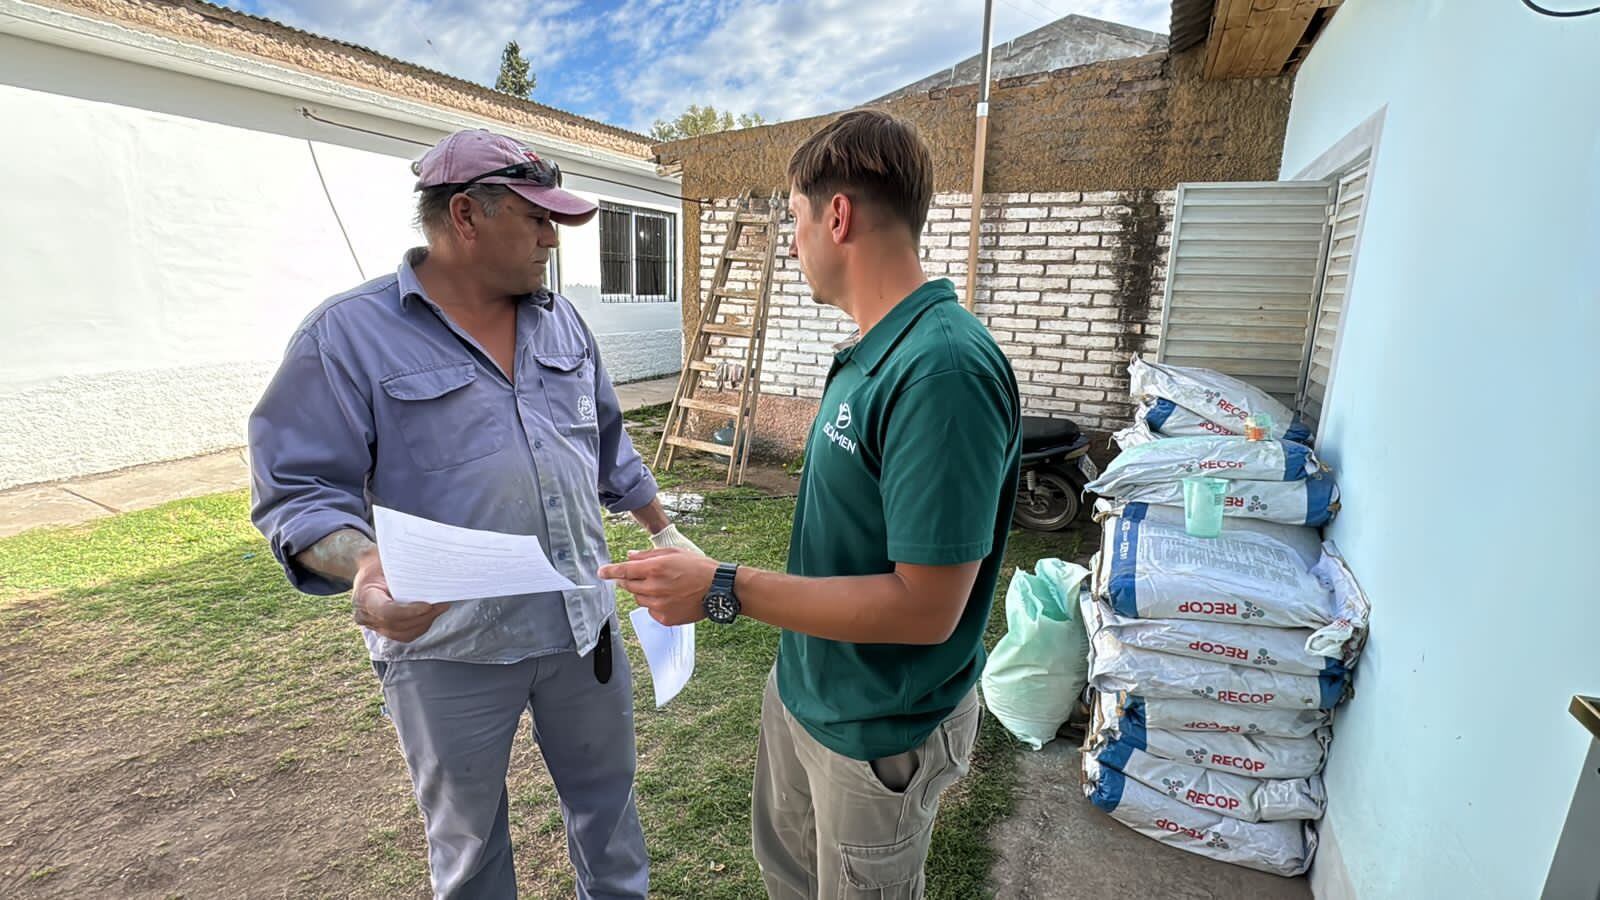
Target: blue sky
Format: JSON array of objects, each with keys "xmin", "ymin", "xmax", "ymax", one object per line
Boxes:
[{"xmin": 221, "ymin": 0, "xmax": 1167, "ymax": 134}]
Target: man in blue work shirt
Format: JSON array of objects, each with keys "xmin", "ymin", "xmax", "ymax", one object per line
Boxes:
[{"xmin": 250, "ymin": 128, "xmax": 697, "ymax": 899}]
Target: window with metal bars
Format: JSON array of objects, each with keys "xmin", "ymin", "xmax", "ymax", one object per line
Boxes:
[{"xmin": 599, "ymin": 202, "xmax": 677, "ymax": 302}]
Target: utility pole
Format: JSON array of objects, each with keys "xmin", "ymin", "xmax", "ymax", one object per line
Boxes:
[{"xmin": 963, "ymin": 0, "xmax": 995, "ymax": 311}]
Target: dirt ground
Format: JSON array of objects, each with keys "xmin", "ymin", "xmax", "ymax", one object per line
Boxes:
[{"xmin": 0, "ymin": 450, "xmax": 801, "ymax": 900}]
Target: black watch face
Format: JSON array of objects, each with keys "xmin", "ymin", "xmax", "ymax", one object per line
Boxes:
[{"xmin": 705, "ymin": 592, "xmax": 739, "ymax": 624}]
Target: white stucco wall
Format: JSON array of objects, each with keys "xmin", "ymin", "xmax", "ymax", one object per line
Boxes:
[
  {"xmin": 1277, "ymin": 2, "xmax": 1600, "ymax": 898},
  {"xmin": 0, "ymin": 30, "xmax": 680, "ymax": 489}
]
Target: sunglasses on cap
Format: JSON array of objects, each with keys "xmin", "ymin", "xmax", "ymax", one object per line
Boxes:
[{"xmin": 455, "ymin": 157, "xmax": 563, "ymax": 193}]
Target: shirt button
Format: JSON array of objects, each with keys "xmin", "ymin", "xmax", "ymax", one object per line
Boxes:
[
  {"xmin": 557, "ymin": 550, "xmax": 571, "ymax": 561},
  {"xmin": 534, "ymin": 439, "xmax": 544, "ymax": 450},
  {"xmin": 548, "ymin": 496, "xmax": 561, "ymax": 508}
]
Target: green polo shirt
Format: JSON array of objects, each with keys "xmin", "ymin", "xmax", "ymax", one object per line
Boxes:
[{"xmin": 776, "ymin": 278, "xmax": 1021, "ymax": 761}]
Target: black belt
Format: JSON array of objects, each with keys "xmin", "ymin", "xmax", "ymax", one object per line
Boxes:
[{"xmin": 593, "ymin": 619, "xmax": 613, "ymax": 684}]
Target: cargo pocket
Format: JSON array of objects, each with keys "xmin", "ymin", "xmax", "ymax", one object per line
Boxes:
[
  {"xmin": 838, "ymin": 824, "xmax": 932, "ymax": 898},
  {"xmin": 532, "ymin": 347, "xmax": 601, "ymax": 438},
  {"xmin": 380, "ymin": 362, "xmax": 506, "ymax": 470}
]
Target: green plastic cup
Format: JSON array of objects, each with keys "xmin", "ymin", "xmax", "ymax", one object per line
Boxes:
[{"xmin": 1182, "ymin": 476, "xmax": 1229, "ymax": 538}]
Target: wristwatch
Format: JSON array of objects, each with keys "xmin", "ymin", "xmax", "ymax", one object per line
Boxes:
[{"xmin": 703, "ymin": 562, "xmax": 741, "ymax": 624}]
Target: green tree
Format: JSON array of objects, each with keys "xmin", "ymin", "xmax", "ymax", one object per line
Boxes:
[
  {"xmin": 649, "ymin": 105, "xmax": 766, "ymax": 142},
  {"xmin": 494, "ymin": 41, "xmax": 536, "ymax": 98}
]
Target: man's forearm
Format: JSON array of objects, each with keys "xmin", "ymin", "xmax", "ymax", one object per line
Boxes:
[
  {"xmin": 294, "ymin": 528, "xmax": 376, "ymax": 587},
  {"xmin": 734, "ymin": 568, "xmax": 954, "ymax": 645},
  {"xmin": 629, "ymin": 497, "xmax": 671, "ymax": 535}
]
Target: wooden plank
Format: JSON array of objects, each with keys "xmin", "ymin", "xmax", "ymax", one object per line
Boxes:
[
  {"xmin": 677, "ymin": 397, "xmax": 742, "ymax": 416},
  {"xmin": 1207, "ymin": 0, "xmax": 1318, "ymax": 78},
  {"xmin": 700, "ymin": 322, "xmax": 756, "ymax": 337},
  {"xmin": 665, "ymin": 435, "xmax": 735, "ymax": 456},
  {"xmin": 713, "ymin": 287, "xmax": 760, "ymax": 301}
]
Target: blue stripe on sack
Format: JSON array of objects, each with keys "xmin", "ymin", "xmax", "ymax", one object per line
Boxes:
[
  {"xmin": 1145, "ymin": 398, "xmax": 1176, "ymax": 431},
  {"xmin": 1322, "ymin": 655, "xmax": 1349, "ymax": 678},
  {"xmin": 1098, "ymin": 736, "xmax": 1137, "ymax": 773},
  {"xmin": 1281, "ymin": 440, "xmax": 1312, "ymax": 480},
  {"xmin": 1090, "ymin": 761, "xmax": 1128, "ymax": 812},
  {"xmin": 1305, "ymin": 475, "xmax": 1337, "ymax": 526},
  {"xmin": 1120, "ymin": 694, "xmax": 1149, "ymax": 748},
  {"xmin": 1108, "ymin": 506, "xmax": 1147, "ymax": 617},
  {"xmin": 1285, "ymin": 419, "xmax": 1313, "ymax": 445},
  {"xmin": 1319, "ymin": 672, "xmax": 1346, "ymax": 709}
]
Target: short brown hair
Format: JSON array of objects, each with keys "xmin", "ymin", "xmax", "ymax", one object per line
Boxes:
[{"xmin": 786, "ymin": 109, "xmax": 933, "ymax": 240}]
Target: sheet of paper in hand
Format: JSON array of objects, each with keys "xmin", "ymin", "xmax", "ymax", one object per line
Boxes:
[{"xmin": 373, "ymin": 505, "xmax": 580, "ymax": 603}]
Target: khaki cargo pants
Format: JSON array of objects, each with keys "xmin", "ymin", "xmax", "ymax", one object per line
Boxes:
[{"xmin": 752, "ymin": 667, "xmax": 982, "ymax": 899}]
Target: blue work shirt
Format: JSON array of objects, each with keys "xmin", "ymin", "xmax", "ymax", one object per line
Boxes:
[{"xmin": 249, "ymin": 248, "xmax": 657, "ymax": 663}]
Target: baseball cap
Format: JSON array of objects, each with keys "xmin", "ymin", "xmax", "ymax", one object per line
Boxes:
[{"xmin": 412, "ymin": 128, "xmax": 598, "ymax": 226}]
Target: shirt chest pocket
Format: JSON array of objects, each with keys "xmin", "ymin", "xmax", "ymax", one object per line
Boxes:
[
  {"xmin": 531, "ymin": 347, "xmax": 600, "ymax": 438},
  {"xmin": 380, "ymin": 363, "xmax": 508, "ymax": 471}
]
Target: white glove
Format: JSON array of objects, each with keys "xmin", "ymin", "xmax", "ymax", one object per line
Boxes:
[{"xmin": 649, "ymin": 523, "xmax": 705, "ymax": 555}]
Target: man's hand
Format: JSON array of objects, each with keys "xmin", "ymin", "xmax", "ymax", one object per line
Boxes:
[
  {"xmin": 599, "ymin": 548, "xmax": 718, "ymax": 626},
  {"xmin": 351, "ymin": 550, "xmax": 451, "ymax": 642},
  {"xmin": 649, "ymin": 523, "xmax": 705, "ymax": 555}
]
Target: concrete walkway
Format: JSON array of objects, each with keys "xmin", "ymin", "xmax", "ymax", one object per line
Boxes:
[{"xmin": 0, "ymin": 374, "xmax": 680, "ymax": 539}]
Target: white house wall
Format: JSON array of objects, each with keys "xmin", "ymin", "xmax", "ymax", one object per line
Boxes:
[{"xmin": 0, "ymin": 32, "xmax": 679, "ymax": 490}]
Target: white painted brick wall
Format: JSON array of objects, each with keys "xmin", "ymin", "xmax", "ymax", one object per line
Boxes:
[{"xmin": 694, "ymin": 190, "xmax": 1174, "ymax": 430}]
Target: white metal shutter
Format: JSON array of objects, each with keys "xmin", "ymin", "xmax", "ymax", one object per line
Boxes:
[
  {"xmin": 1157, "ymin": 181, "xmax": 1336, "ymax": 404},
  {"xmin": 1297, "ymin": 161, "xmax": 1370, "ymax": 427}
]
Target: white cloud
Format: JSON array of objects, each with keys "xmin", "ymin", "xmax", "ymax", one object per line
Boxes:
[
  {"xmin": 612, "ymin": 0, "xmax": 1168, "ymax": 130},
  {"xmin": 225, "ymin": 0, "xmax": 1168, "ymax": 131},
  {"xmin": 251, "ymin": 0, "xmax": 597, "ymax": 85}
]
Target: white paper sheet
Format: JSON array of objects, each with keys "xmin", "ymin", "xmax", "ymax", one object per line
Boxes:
[
  {"xmin": 373, "ymin": 506, "xmax": 580, "ymax": 603},
  {"xmin": 627, "ymin": 607, "xmax": 695, "ymax": 707}
]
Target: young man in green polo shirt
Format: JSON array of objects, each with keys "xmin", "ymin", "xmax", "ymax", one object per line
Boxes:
[{"xmin": 599, "ymin": 109, "xmax": 1020, "ymax": 899}]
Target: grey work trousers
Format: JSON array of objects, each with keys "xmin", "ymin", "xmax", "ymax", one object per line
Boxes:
[{"xmin": 374, "ymin": 622, "xmax": 647, "ymax": 900}]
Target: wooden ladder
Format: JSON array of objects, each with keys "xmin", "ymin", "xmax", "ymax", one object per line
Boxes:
[{"xmin": 655, "ymin": 190, "xmax": 781, "ymax": 485}]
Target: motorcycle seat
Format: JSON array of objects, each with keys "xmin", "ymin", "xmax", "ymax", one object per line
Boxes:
[{"xmin": 1020, "ymin": 415, "xmax": 1082, "ymax": 454}]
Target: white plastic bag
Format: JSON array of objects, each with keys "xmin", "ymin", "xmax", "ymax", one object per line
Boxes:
[
  {"xmin": 1083, "ymin": 753, "xmax": 1317, "ymax": 876},
  {"xmin": 1084, "ymin": 593, "xmax": 1347, "ymax": 710},
  {"xmin": 1128, "ymin": 356, "xmax": 1313, "ymax": 444},
  {"xmin": 1094, "ymin": 510, "xmax": 1368, "ymax": 648},
  {"xmin": 980, "ymin": 559, "xmax": 1091, "ymax": 749},
  {"xmin": 1088, "ymin": 598, "xmax": 1347, "ymax": 677},
  {"xmin": 1091, "ymin": 690, "xmax": 1331, "ymax": 779},
  {"xmin": 1093, "ymin": 499, "xmax": 1325, "ymax": 568},
  {"xmin": 1141, "ymin": 397, "xmax": 1245, "ymax": 437},
  {"xmin": 1119, "ymin": 693, "xmax": 1331, "ymax": 739},
  {"xmin": 1087, "ymin": 435, "xmax": 1324, "ymax": 498},
  {"xmin": 1114, "ymin": 476, "xmax": 1339, "ymax": 527},
  {"xmin": 1088, "ymin": 737, "xmax": 1326, "ymax": 822}
]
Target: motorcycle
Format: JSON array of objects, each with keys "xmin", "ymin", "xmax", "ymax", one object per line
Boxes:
[{"xmin": 1013, "ymin": 415, "xmax": 1098, "ymax": 531}]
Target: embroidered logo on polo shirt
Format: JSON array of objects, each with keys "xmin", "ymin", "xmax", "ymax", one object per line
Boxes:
[
  {"xmin": 822, "ymin": 401, "xmax": 857, "ymax": 455},
  {"xmin": 577, "ymin": 394, "xmax": 596, "ymax": 421}
]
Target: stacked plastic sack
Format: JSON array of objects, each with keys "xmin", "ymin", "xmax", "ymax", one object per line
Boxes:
[{"xmin": 1076, "ymin": 356, "xmax": 1370, "ymax": 877}]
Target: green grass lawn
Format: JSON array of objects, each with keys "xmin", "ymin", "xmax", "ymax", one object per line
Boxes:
[{"xmin": 0, "ymin": 404, "xmax": 1083, "ymax": 898}]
